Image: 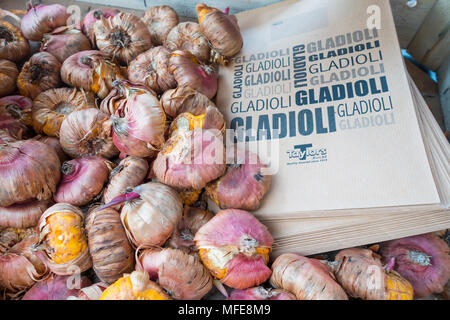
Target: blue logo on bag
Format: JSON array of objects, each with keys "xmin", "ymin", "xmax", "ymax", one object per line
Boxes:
[{"xmin": 286, "ymin": 143, "xmax": 327, "ymax": 163}]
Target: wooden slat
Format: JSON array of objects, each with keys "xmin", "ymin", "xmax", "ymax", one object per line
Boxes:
[
  {"xmin": 389, "ymin": 0, "xmax": 437, "ymax": 48},
  {"xmin": 75, "ymin": 0, "xmax": 284, "ymax": 18},
  {"xmin": 408, "ymin": 0, "xmax": 450, "ymax": 70},
  {"xmin": 405, "ymin": 59, "xmax": 445, "ymax": 131}
]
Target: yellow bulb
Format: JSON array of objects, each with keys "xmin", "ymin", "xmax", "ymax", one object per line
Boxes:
[{"xmin": 44, "ymin": 212, "xmax": 87, "ymax": 264}]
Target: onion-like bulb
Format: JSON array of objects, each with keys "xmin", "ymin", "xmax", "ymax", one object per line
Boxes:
[
  {"xmin": 61, "ymin": 50, "xmax": 125, "ymax": 99},
  {"xmin": 331, "ymin": 248, "xmax": 414, "ymax": 300},
  {"xmin": 0, "ymin": 139, "xmax": 60, "ymax": 207},
  {"xmin": 196, "ymin": 4, "xmax": 243, "ymax": 65},
  {"xmin": 228, "ymin": 287, "xmax": 297, "ymax": 300},
  {"xmin": 54, "ymin": 156, "xmax": 111, "ymax": 206},
  {"xmin": 168, "ymin": 206, "xmax": 214, "ymax": 253},
  {"xmin": 165, "ymin": 22, "xmax": 210, "ymax": 63},
  {"xmin": 127, "ymin": 46, "xmax": 177, "ymax": 94},
  {"xmin": 93, "ymin": 12, "xmax": 152, "ymax": 65},
  {"xmin": 0, "ymin": 21, "xmax": 30, "ymax": 62},
  {"xmin": 0, "ymin": 95, "xmax": 32, "ymax": 127},
  {"xmin": 206, "ymin": 150, "xmax": 271, "ymax": 211},
  {"xmin": 160, "ymin": 86, "xmax": 216, "ymax": 118},
  {"xmin": 20, "ymin": 4, "xmax": 70, "ymax": 41},
  {"xmin": 85, "ymin": 207, "xmax": 134, "ymax": 284},
  {"xmin": 100, "ymin": 270, "xmax": 171, "ymax": 300},
  {"xmin": 104, "ymin": 80, "xmax": 166, "ymax": 158},
  {"xmin": 82, "ymin": 8, "xmax": 120, "ymax": 45},
  {"xmin": 0, "ymin": 115, "xmax": 33, "ymax": 140},
  {"xmin": 169, "ymin": 50, "xmax": 217, "ymax": 99},
  {"xmin": 142, "ymin": 5, "xmax": 179, "ymax": 46},
  {"xmin": 0, "ymin": 59, "xmax": 18, "ymax": 97},
  {"xmin": 270, "ymin": 253, "xmax": 348, "ymax": 300},
  {"xmin": 102, "ymin": 156, "xmax": 149, "ymax": 207},
  {"xmin": 136, "ymin": 247, "xmax": 213, "ymax": 300},
  {"xmin": 0, "ymin": 199, "xmax": 53, "ymax": 229},
  {"xmin": 22, "ymin": 274, "xmax": 92, "ymax": 300},
  {"xmin": 32, "ymin": 87, "xmax": 96, "ymax": 137},
  {"xmin": 380, "ymin": 233, "xmax": 450, "ymax": 298},
  {"xmin": 59, "ymin": 108, "xmax": 119, "ymax": 159},
  {"xmin": 0, "ymin": 228, "xmax": 48, "ymax": 296},
  {"xmin": 194, "ymin": 209, "xmax": 273, "ymax": 289},
  {"xmin": 0, "ymin": 94, "xmax": 33, "ymax": 139},
  {"xmin": 153, "ymin": 128, "xmax": 226, "ymax": 190},
  {"xmin": 98, "ymin": 182, "xmax": 182, "ymax": 248},
  {"xmin": 35, "ymin": 136, "xmax": 69, "ymax": 163},
  {"xmin": 40, "ymin": 25, "xmax": 91, "ymax": 63},
  {"xmin": 17, "ymin": 52, "xmax": 62, "ymax": 99},
  {"xmin": 34, "ymin": 203, "xmax": 92, "ymax": 275}
]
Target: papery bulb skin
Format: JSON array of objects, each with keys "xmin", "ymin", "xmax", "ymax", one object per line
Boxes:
[
  {"xmin": 35, "ymin": 136, "xmax": 69, "ymax": 163},
  {"xmin": 0, "ymin": 59, "xmax": 18, "ymax": 98},
  {"xmin": 332, "ymin": 248, "xmax": 414, "ymax": 300},
  {"xmin": 0, "ymin": 139, "xmax": 60, "ymax": 207},
  {"xmin": 271, "ymin": 253, "xmax": 348, "ymax": 300},
  {"xmin": 59, "ymin": 108, "xmax": 119, "ymax": 159},
  {"xmin": 206, "ymin": 150, "xmax": 271, "ymax": 211},
  {"xmin": 196, "ymin": 3, "xmax": 243, "ymax": 65},
  {"xmin": 32, "ymin": 87, "xmax": 96, "ymax": 137},
  {"xmin": 106, "ymin": 80, "xmax": 166, "ymax": 158},
  {"xmin": 0, "ymin": 129, "xmax": 16, "ymax": 144},
  {"xmin": 17, "ymin": 52, "xmax": 62, "ymax": 99},
  {"xmin": 21, "ymin": 4, "xmax": 70, "ymax": 41},
  {"xmin": 22, "ymin": 274, "xmax": 91, "ymax": 300},
  {"xmin": 85, "ymin": 208, "xmax": 135, "ymax": 284},
  {"xmin": 70, "ymin": 282, "xmax": 108, "ymax": 300},
  {"xmin": 82, "ymin": 8, "xmax": 120, "ymax": 45},
  {"xmin": 0, "ymin": 21, "xmax": 30, "ymax": 62},
  {"xmin": 119, "ymin": 182, "xmax": 183, "ymax": 247},
  {"xmin": 136, "ymin": 247, "xmax": 213, "ymax": 300},
  {"xmin": 61, "ymin": 50, "xmax": 125, "ymax": 99},
  {"xmin": 0, "ymin": 93, "xmax": 33, "ymax": 139},
  {"xmin": 0, "ymin": 113, "xmax": 33, "ymax": 140},
  {"xmin": 93, "ymin": 12, "xmax": 152, "ymax": 65},
  {"xmin": 153, "ymin": 129, "xmax": 226, "ymax": 190},
  {"xmin": 332, "ymin": 248, "xmax": 386, "ymax": 300},
  {"xmin": 54, "ymin": 156, "xmax": 111, "ymax": 206},
  {"xmin": 142, "ymin": 5, "xmax": 179, "ymax": 46},
  {"xmin": 40, "ymin": 26, "xmax": 91, "ymax": 63},
  {"xmin": 168, "ymin": 206, "xmax": 214, "ymax": 253},
  {"xmin": 194, "ymin": 209, "xmax": 273, "ymax": 289},
  {"xmin": 34, "ymin": 203, "xmax": 92, "ymax": 275},
  {"xmin": 102, "ymin": 156, "xmax": 149, "ymax": 207},
  {"xmin": 100, "ymin": 271, "xmax": 172, "ymax": 300},
  {"xmin": 128, "ymin": 46, "xmax": 177, "ymax": 94},
  {"xmin": 160, "ymin": 86, "xmax": 215, "ymax": 118},
  {"xmin": 169, "ymin": 107, "xmax": 225, "ymax": 137},
  {"xmin": 228, "ymin": 287, "xmax": 296, "ymax": 300},
  {"xmin": 0, "ymin": 199, "xmax": 53, "ymax": 228},
  {"xmin": 0, "ymin": 228, "xmax": 48, "ymax": 296},
  {"xmin": 0, "ymin": 95, "xmax": 33, "ymax": 127},
  {"xmin": 380, "ymin": 233, "xmax": 450, "ymax": 298},
  {"xmin": 169, "ymin": 50, "xmax": 217, "ymax": 99},
  {"xmin": 164, "ymin": 22, "xmax": 210, "ymax": 63}
]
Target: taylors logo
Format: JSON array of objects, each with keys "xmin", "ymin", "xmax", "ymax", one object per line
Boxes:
[{"xmin": 286, "ymin": 143, "xmax": 327, "ymax": 164}]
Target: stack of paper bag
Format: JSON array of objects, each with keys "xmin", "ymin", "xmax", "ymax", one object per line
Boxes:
[{"xmin": 213, "ymin": 0, "xmax": 450, "ymax": 256}]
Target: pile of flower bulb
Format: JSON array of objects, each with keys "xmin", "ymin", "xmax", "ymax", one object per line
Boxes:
[{"xmin": 0, "ymin": 2, "xmax": 448, "ymax": 302}]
